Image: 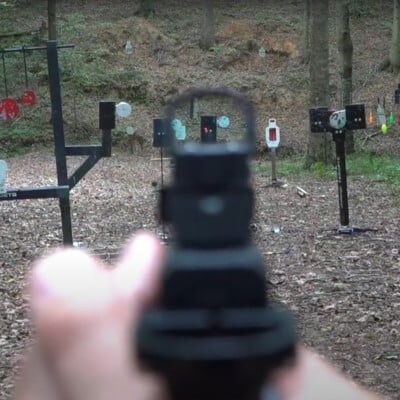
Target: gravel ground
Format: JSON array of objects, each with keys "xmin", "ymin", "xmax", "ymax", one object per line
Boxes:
[{"xmin": 0, "ymin": 149, "xmax": 399, "ymax": 399}]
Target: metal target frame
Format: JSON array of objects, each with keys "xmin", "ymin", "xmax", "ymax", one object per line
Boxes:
[{"xmin": 0, "ymin": 41, "xmax": 116, "ymax": 245}]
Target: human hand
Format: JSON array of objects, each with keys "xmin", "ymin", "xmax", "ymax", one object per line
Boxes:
[
  {"xmin": 16, "ymin": 232, "xmax": 166, "ymax": 400},
  {"xmin": 16, "ymin": 232, "xmax": 380, "ymax": 400}
]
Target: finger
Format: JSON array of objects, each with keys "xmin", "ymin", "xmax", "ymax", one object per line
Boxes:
[
  {"xmin": 271, "ymin": 347, "xmax": 381, "ymax": 400},
  {"xmin": 113, "ymin": 232, "xmax": 165, "ymax": 312},
  {"xmin": 18, "ymin": 234, "xmax": 166, "ymax": 400},
  {"xmin": 17, "ymin": 248, "xmax": 112, "ymax": 400},
  {"xmin": 31, "ymin": 249, "xmax": 112, "ymax": 353},
  {"xmin": 28, "ymin": 248, "xmax": 138, "ymax": 400},
  {"xmin": 15, "ymin": 346, "xmax": 60, "ymax": 400},
  {"xmin": 112, "ymin": 232, "xmax": 168, "ymax": 400},
  {"xmin": 294, "ymin": 348, "xmax": 381, "ymax": 400}
]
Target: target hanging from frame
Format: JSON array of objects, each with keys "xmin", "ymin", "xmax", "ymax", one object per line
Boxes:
[
  {"xmin": 1, "ymin": 51, "xmax": 20, "ymax": 121},
  {"xmin": 20, "ymin": 46, "xmax": 37, "ymax": 106}
]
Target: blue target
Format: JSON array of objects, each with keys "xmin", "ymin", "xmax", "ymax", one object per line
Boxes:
[
  {"xmin": 176, "ymin": 124, "xmax": 186, "ymax": 141},
  {"xmin": 172, "ymin": 119, "xmax": 183, "ymax": 130},
  {"xmin": 217, "ymin": 116, "xmax": 230, "ymax": 129}
]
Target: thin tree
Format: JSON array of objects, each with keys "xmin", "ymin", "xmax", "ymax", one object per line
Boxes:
[
  {"xmin": 302, "ymin": 0, "xmax": 311, "ymax": 63},
  {"xmin": 48, "ymin": 0, "xmax": 56, "ymax": 40},
  {"xmin": 337, "ymin": 0, "xmax": 354, "ymax": 153},
  {"xmin": 381, "ymin": 0, "xmax": 400, "ymax": 72},
  {"xmin": 199, "ymin": 0, "xmax": 215, "ymax": 50},
  {"xmin": 306, "ymin": 0, "xmax": 332, "ymax": 166}
]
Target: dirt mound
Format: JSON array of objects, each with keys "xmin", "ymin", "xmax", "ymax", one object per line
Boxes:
[
  {"xmin": 218, "ymin": 21, "xmax": 299, "ymax": 58},
  {"xmin": 93, "ymin": 16, "xmax": 170, "ymax": 45},
  {"xmin": 84, "ymin": 16, "xmax": 175, "ymax": 65}
]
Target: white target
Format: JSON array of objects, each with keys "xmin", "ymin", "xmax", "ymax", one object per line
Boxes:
[
  {"xmin": 116, "ymin": 102, "xmax": 132, "ymax": 118},
  {"xmin": 0, "ymin": 160, "xmax": 8, "ymax": 194},
  {"xmin": 329, "ymin": 110, "xmax": 346, "ymax": 130},
  {"xmin": 126, "ymin": 126, "xmax": 135, "ymax": 136}
]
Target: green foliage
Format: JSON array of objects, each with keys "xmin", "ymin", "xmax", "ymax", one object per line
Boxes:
[
  {"xmin": 110, "ymin": 125, "xmax": 128, "ymax": 146},
  {"xmin": 347, "ymin": 153, "xmax": 400, "ymax": 187},
  {"xmin": 0, "ymin": 124, "xmax": 52, "ymax": 156},
  {"xmin": 256, "ymin": 153, "xmax": 400, "ymax": 193},
  {"xmin": 60, "ymin": 50, "xmax": 109, "ymax": 93},
  {"xmin": 276, "ymin": 159, "xmax": 306, "ymax": 175},
  {"xmin": 255, "ymin": 158, "xmax": 307, "ymax": 176},
  {"xmin": 310, "ymin": 161, "xmax": 336, "ymax": 179},
  {"xmin": 211, "ymin": 44, "xmax": 225, "ymax": 57},
  {"xmin": 58, "ymin": 13, "xmax": 88, "ymax": 42}
]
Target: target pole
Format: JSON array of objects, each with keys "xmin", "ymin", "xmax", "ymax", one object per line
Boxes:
[
  {"xmin": 271, "ymin": 147, "xmax": 277, "ymax": 185},
  {"xmin": 1, "ymin": 51, "xmax": 8, "ymax": 97},
  {"xmin": 160, "ymin": 146, "xmax": 165, "ymax": 240},
  {"xmin": 333, "ymin": 130, "xmax": 350, "ymax": 230},
  {"xmin": 265, "ymin": 119, "xmax": 283, "ymax": 188},
  {"xmin": 22, "ymin": 46, "xmax": 29, "ymax": 88},
  {"xmin": 160, "ymin": 146, "xmax": 164, "ymax": 187}
]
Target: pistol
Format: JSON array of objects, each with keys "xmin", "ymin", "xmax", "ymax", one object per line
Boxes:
[{"xmin": 136, "ymin": 88, "xmax": 296, "ymax": 400}]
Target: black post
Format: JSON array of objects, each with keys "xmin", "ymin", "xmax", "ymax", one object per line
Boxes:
[
  {"xmin": 271, "ymin": 148, "xmax": 277, "ymax": 185},
  {"xmin": 48, "ymin": 0, "xmax": 57, "ymax": 40},
  {"xmin": 309, "ymin": 104, "xmax": 367, "ymax": 234},
  {"xmin": 60, "ymin": 195, "xmax": 73, "ymax": 244},
  {"xmin": 1, "ymin": 51, "xmax": 8, "ymax": 96},
  {"xmin": 22, "ymin": 47, "xmax": 28, "ymax": 88},
  {"xmin": 160, "ymin": 146, "xmax": 165, "ymax": 240},
  {"xmin": 102, "ymin": 129, "xmax": 112, "ymax": 157},
  {"xmin": 1, "ymin": 43, "xmax": 115, "ymax": 247},
  {"xmin": 190, "ymin": 97, "xmax": 199, "ymax": 119},
  {"xmin": 99, "ymin": 101, "xmax": 115, "ymax": 157},
  {"xmin": 160, "ymin": 147, "xmax": 164, "ymax": 187},
  {"xmin": 333, "ymin": 131, "xmax": 350, "ymax": 229},
  {"xmin": 46, "ymin": 41, "xmax": 72, "ymax": 245}
]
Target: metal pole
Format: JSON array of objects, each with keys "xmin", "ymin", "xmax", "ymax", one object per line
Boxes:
[
  {"xmin": 190, "ymin": 97, "xmax": 199, "ymax": 119},
  {"xmin": 1, "ymin": 51, "xmax": 8, "ymax": 96},
  {"xmin": 160, "ymin": 146, "xmax": 165, "ymax": 240},
  {"xmin": 60, "ymin": 195, "xmax": 73, "ymax": 245},
  {"xmin": 271, "ymin": 148, "xmax": 277, "ymax": 185},
  {"xmin": 46, "ymin": 40, "xmax": 73, "ymax": 244},
  {"xmin": 333, "ymin": 131, "xmax": 350, "ymax": 228},
  {"xmin": 48, "ymin": 0, "xmax": 57, "ymax": 40},
  {"xmin": 22, "ymin": 46, "xmax": 28, "ymax": 88},
  {"xmin": 0, "ymin": 44, "xmax": 74, "ymax": 53},
  {"xmin": 102, "ymin": 129, "xmax": 112, "ymax": 157},
  {"xmin": 160, "ymin": 147, "xmax": 164, "ymax": 187}
]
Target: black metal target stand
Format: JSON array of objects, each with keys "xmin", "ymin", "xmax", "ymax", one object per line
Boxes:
[
  {"xmin": 332, "ymin": 128, "xmax": 354, "ymax": 233},
  {"xmin": 152, "ymin": 116, "xmax": 218, "ymax": 241},
  {"xmin": 309, "ymin": 104, "xmax": 371, "ymax": 234},
  {"xmin": 153, "ymin": 118, "xmax": 170, "ymax": 240},
  {"xmin": 0, "ymin": 41, "xmax": 116, "ymax": 245}
]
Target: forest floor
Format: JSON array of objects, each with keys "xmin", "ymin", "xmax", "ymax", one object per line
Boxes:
[
  {"xmin": 0, "ymin": 151, "xmax": 399, "ymax": 399},
  {"xmin": 1, "ymin": 0, "xmax": 400, "ymax": 399}
]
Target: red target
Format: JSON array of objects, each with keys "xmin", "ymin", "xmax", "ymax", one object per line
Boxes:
[
  {"xmin": 0, "ymin": 98, "xmax": 21, "ymax": 121},
  {"xmin": 21, "ymin": 90, "xmax": 37, "ymax": 106}
]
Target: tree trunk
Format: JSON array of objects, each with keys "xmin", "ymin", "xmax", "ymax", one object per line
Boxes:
[
  {"xmin": 48, "ymin": 0, "xmax": 56, "ymax": 40},
  {"xmin": 199, "ymin": 0, "xmax": 215, "ymax": 50},
  {"xmin": 302, "ymin": 0, "xmax": 311, "ymax": 63},
  {"xmin": 136, "ymin": 0, "xmax": 155, "ymax": 17},
  {"xmin": 306, "ymin": 0, "xmax": 333, "ymax": 166},
  {"xmin": 389, "ymin": 0, "xmax": 400, "ymax": 72},
  {"xmin": 337, "ymin": 0, "xmax": 354, "ymax": 153}
]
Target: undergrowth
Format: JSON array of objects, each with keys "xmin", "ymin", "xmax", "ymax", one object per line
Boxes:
[
  {"xmin": 256, "ymin": 152, "xmax": 400, "ymax": 193},
  {"xmin": 0, "ymin": 10, "xmax": 150, "ymax": 153}
]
